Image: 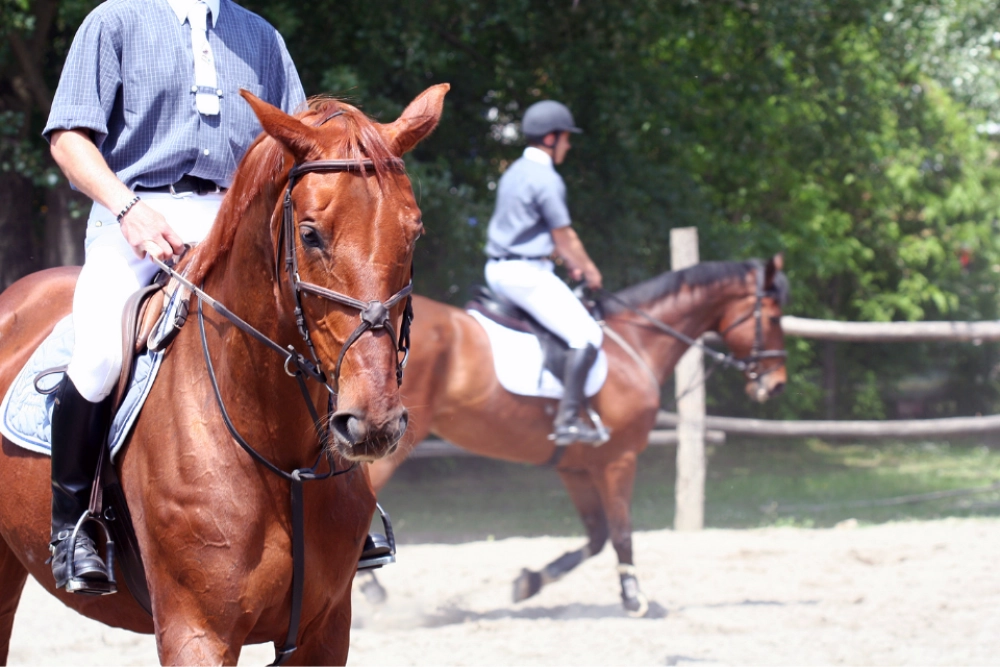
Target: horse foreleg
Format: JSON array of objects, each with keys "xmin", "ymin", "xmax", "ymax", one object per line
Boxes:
[
  {"xmin": 596, "ymin": 451, "xmax": 649, "ymax": 617},
  {"xmin": 0, "ymin": 540, "xmax": 28, "ymax": 665},
  {"xmin": 354, "ymin": 570, "xmax": 387, "ymax": 605},
  {"xmin": 512, "ymin": 467, "xmax": 608, "ymax": 603}
]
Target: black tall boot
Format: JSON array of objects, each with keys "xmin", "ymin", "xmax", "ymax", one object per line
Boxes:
[
  {"xmin": 49, "ymin": 376, "xmax": 114, "ymax": 594},
  {"xmin": 553, "ymin": 344, "xmax": 605, "ymax": 446}
]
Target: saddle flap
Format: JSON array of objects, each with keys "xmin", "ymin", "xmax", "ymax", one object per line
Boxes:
[{"xmin": 466, "ymin": 286, "xmax": 570, "ymax": 379}]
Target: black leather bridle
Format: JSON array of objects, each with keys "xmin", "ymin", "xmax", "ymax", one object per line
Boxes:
[
  {"xmin": 599, "ymin": 261, "xmax": 787, "ymax": 381},
  {"xmin": 282, "ymin": 158, "xmax": 414, "ymax": 394}
]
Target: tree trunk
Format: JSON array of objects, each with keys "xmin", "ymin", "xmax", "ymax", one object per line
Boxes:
[
  {"xmin": 823, "ymin": 340, "xmax": 837, "ymax": 419},
  {"xmin": 43, "ymin": 180, "xmax": 87, "ymax": 268},
  {"xmin": 0, "ymin": 172, "xmax": 41, "ymax": 291}
]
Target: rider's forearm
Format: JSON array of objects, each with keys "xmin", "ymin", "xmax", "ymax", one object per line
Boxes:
[
  {"xmin": 552, "ymin": 226, "xmax": 597, "ymax": 274},
  {"xmin": 49, "ymin": 129, "xmax": 136, "ymax": 215}
]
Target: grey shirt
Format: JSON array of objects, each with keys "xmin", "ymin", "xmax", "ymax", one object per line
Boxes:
[
  {"xmin": 43, "ymin": 0, "xmax": 305, "ymax": 190},
  {"xmin": 485, "ymin": 147, "xmax": 572, "ymax": 258}
]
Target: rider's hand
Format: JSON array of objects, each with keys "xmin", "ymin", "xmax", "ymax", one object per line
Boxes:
[
  {"xmin": 119, "ymin": 201, "xmax": 185, "ymax": 261},
  {"xmin": 583, "ymin": 265, "xmax": 603, "ymax": 290}
]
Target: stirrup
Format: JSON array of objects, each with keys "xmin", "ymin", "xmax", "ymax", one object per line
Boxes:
[
  {"xmin": 63, "ymin": 512, "xmax": 117, "ymax": 596},
  {"xmin": 358, "ymin": 503, "xmax": 396, "ymax": 571},
  {"xmin": 549, "ymin": 408, "xmax": 611, "ymax": 447}
]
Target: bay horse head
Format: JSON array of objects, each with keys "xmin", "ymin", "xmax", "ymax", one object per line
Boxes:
[
  {"xmin": 192, "ymin": 84, "xmax": 448, "ymax": 463},
  {"xmin": 716, "ymin": 254, "xmax": 789, "ymax": 402}
]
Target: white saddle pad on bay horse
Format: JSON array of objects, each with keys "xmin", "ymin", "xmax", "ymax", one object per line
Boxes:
[
  {"xmin": 0, "ymin": 315, "xmax": 164, "ymax": 461},
  {"xmin": 468, "ymin": 309, "xmax": 607, "ymax": 399}
]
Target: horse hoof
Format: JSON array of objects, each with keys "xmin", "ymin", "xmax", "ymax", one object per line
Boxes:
[
  {"xmin": 624, "ymin": 591, "xmax": 649, "ymax": 618},
  {"xmin": 512, "ymin": 568, "xmax": 542, "ymax": 603},
  {"xmin": 357, "ymin": 572, "xmax": 388, "ymax": 605}
]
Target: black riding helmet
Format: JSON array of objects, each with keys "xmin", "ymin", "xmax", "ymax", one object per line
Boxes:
[{"xmin": 522, "ymin": 100, "xmax": 582, "ymax": 145}]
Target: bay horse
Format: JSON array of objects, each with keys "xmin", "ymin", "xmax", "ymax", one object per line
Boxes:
[
  {"xmin": 363, "ymin": 255, "xmax": 788, "ymax": 616},
  {"xmin": 0, "ymin": 84, "xmax": 448, "ymax": 665}
]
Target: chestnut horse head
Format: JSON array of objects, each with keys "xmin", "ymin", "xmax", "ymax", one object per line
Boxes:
[
  {"xmin": 715, "ymin": 254, "xmax": 789, "ymax": 402},
  {"xmin": 184, "ymin": 84, "xmax": 450, "ymax": 462}
]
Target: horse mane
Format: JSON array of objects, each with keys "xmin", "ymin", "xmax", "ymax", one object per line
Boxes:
[
  {"xmin": 182, "ymin": 96, "xmax": 398, "ymax": 285},
  {"xmin": 603, "ymin": 260, "xmax": 790, "ymax": 315}
]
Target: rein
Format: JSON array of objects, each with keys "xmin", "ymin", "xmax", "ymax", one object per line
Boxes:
[
  {"xmin": 597, "ymin": 262, "xmax": 787, "ymax": 381},
  {"xmin": 147, "ymin": 155, "xmax": 414, "ymax": 665}
]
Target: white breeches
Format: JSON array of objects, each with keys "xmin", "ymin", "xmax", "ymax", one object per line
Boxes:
[
  {"xmin": 67, "ymin": 192, "xmax": 224, "ymax": 402},
  {"xmin": 484, "ymin": 258, "xmax": 603, "ymax": 350}
]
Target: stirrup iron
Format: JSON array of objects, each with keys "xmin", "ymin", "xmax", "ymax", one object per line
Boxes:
[
  {"xmin": 63, "ymin": 512, "xmax": 117, "ymax": 596},
  {"xmin": 358, "ymin": 503, "xmax": 396, "ymax": 571}
]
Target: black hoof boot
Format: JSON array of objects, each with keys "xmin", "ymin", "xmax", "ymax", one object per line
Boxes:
[
  {"xmin": 358, "ymin": 533, "xmax": 395, "ymax": 570},
  {"xmin": 50, "ymin": 527, "xmax": 115, "ymax": 595},
  {"xmin": 512, "ymin": 568, "xmax": 543, "ymax": 602}
]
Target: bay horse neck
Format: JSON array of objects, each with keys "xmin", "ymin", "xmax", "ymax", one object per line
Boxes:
[
  {"xmin": 192, "ymin": 154, "xmax": 328, "ymax": 469},
  {"xmin": 607, "ymin": 264, "xmax": 756, "ymax": 386}
]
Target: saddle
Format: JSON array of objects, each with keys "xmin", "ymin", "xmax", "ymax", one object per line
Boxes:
[{"xmin": 466, "ymin": 285, "xmax": 575, "ymax": 380}]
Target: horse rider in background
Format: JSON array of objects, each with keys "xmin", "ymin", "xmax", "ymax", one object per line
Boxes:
[
  {"xmin": 41, "ymin": 0, "xmax": 306, "ymax": 594},
  {"xmin": 484, "ymin": 100, "xmax": 606, "ymax": 446}
]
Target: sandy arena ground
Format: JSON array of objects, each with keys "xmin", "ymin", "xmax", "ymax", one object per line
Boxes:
[{"xmin": 7, "ymin": 518, "xmax": 1000, "ymax": 666}]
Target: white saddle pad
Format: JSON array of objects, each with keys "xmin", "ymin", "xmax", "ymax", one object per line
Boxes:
[
  {"xmin": 468, "ymin": 309, "xmax": 607, "ymax": 399},
  {"xmin": 0, "ymin": 315, "xmax": 163, "ymax": 461}
]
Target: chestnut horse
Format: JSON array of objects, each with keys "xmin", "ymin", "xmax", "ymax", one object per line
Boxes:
[
  {"xmin": 364, "ymin": 255, "xmax": 788, "ymax": 616},
  {"xmin": 0, "ymin": 84, "xmax": 448, "ymax": 665}
]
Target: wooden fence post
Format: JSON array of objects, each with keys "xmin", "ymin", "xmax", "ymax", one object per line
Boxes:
[{"xmin": 671, "ymin": 227, "xmax": 706, "ymax": 531}]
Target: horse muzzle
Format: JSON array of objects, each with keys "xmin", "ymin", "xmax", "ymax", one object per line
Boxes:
[
  {"xmin": 329, "ymin": 408, "xmax": 408, "ymax": 462},
  {"xmin": 745, "ymin": 368, "xmax": 787, "ymax": 403}
]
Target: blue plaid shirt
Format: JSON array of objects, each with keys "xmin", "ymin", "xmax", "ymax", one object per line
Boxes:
[{"xmin": 43, "ymin": 0, "xmax": 306, "ymax": 189}]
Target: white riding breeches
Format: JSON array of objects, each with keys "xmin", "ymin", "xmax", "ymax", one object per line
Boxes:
[
  {"xmin": 67, "ymin": 192, "xmax": 224, "ymax": 403},
  {"xmin": 484, "ymin": 258, "xmax": 603, "ymax": 350}
]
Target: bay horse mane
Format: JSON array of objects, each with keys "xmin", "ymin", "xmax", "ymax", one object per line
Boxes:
[
  {"xmin": 603, "ymin": 259, "xmax": 790, "ymax": 315},
  {"xmin": 183, "ymin": 96, "xmax": 399, "ymax": 285}
]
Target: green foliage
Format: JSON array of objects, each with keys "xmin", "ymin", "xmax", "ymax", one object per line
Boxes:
[{"xmin": 6, "ymin": 0, "xmax": 1000, "ymax": 419}]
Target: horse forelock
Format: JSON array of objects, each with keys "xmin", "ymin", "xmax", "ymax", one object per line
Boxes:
[
  {"xmin": 182, "ymin": 97, "xmax": 400, "ymax": 285},
  {"xmin": 604, "ymin": 260, "xmax": 789, "ymax": 314}
]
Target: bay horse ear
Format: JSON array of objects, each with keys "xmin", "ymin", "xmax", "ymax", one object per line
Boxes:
[
  {"xmin": 765, "ymin": 253, "xmax": 784, "ymax": 288},
  {"xmin": 382, "ymin": 83, "xmax": 450, "ymax": 156},
  {"xmin": 240, "ymin": 90, "xmax": 321, "ymax": 162}
]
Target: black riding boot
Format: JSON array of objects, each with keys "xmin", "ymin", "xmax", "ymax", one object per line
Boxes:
[
  {"xmin": 49, "ymin": 376, "xmax": 114, "ymax": 594},
  {"xmin": 553, "ymin": 344, "xmax": 606, "ymax": 446}
]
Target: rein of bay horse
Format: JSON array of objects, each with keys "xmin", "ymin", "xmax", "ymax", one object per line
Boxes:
[{"xmin": 361, "ymin": 255, "xmax": 789, "ymax": 617}]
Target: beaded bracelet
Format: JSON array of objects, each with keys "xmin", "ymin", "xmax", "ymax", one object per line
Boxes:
[{"xmin": 116, "ymin": 195, "xmax": 141, "ymax": 223}]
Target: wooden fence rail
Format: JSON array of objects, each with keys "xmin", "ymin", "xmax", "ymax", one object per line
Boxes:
[
  {"xmin": 780, "ymin": 315, "xmax": 1000, "ymax": 342},
  {"xmin": 656, "ymin": 411, "xmax": 1000, "ymax": 439}
]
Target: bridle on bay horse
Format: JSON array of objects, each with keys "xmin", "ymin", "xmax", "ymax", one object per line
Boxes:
[
  {"xmin": 597, "ymin": 260, "xmax": 787, "ymax": 383},
  {"xmin": 150, "ymin": 155, "xmax": 413, "ymax": 665}
]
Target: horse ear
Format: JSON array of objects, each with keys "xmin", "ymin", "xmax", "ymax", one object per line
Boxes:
[
  {"xmin": 382, "ymin": 83, "xmax": 450, "ymax": 156},
  {"xmin": 240, "ymin": 90, "xmax": 320, "ymax": 162},
  {"xmin": 765, "ymin": 253, "xmax": 784, "ymax": 287}
]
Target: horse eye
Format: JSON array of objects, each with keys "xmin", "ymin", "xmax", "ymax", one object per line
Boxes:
[{"xmin": 299, "ymin": 225, "xmax": 323, "ymax": 249}]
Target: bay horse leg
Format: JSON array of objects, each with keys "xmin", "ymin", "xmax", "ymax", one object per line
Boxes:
[
  {"xmin": 0, "ymin": 539, "xmax": 28, "ymax": 665},
  {"xmin": 595, "ymin": 452, "xmax": 649, "ymax": 617},
  {"xmin": 512, "ymin": 467, "xmax": 608, "ymax": 603}
]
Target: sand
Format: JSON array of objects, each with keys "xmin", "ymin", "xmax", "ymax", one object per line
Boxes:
[{"xmin": 8, "ymin": 518, "xmax": 1000, "ymax": 666}]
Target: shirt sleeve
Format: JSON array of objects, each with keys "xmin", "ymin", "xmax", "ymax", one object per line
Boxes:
[
  {"xmin": 536, "ymin": 174, "xmax": 572, "ymax": 230},
  {"xmin": 269, "ymin": 31, "xmax": 306, "ymax": 114},
  {"xmin": 42, "ymin": 10, "xmax": 122, "ymax": 148}
]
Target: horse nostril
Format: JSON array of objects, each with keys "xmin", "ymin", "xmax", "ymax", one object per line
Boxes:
[
  {"xmin": 331, "ymin": 412, "xmax": 367, "ymax": 446},
  {"xmin": 771, "ymin": 382, "xmax": 786, "ymax": 397}
]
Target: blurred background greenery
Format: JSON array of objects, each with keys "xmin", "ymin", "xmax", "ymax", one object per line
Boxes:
[{"xmin": 5, "ymin": 0, "xmax": 1000, "ymax": 421}]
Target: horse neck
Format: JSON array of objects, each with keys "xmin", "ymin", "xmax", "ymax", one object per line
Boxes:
[
  {"xmin": 611, "ymin": 276, "xmax": 750, "ymax": 386},
  {"xmin": 198, "ymin": 183, "xmax": 325, "ymax": 469}
]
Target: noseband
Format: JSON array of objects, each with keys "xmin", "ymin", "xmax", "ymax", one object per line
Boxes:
[{"xmin": 283, "ymin": 158, "xmax": 413, "ymax": 394}]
